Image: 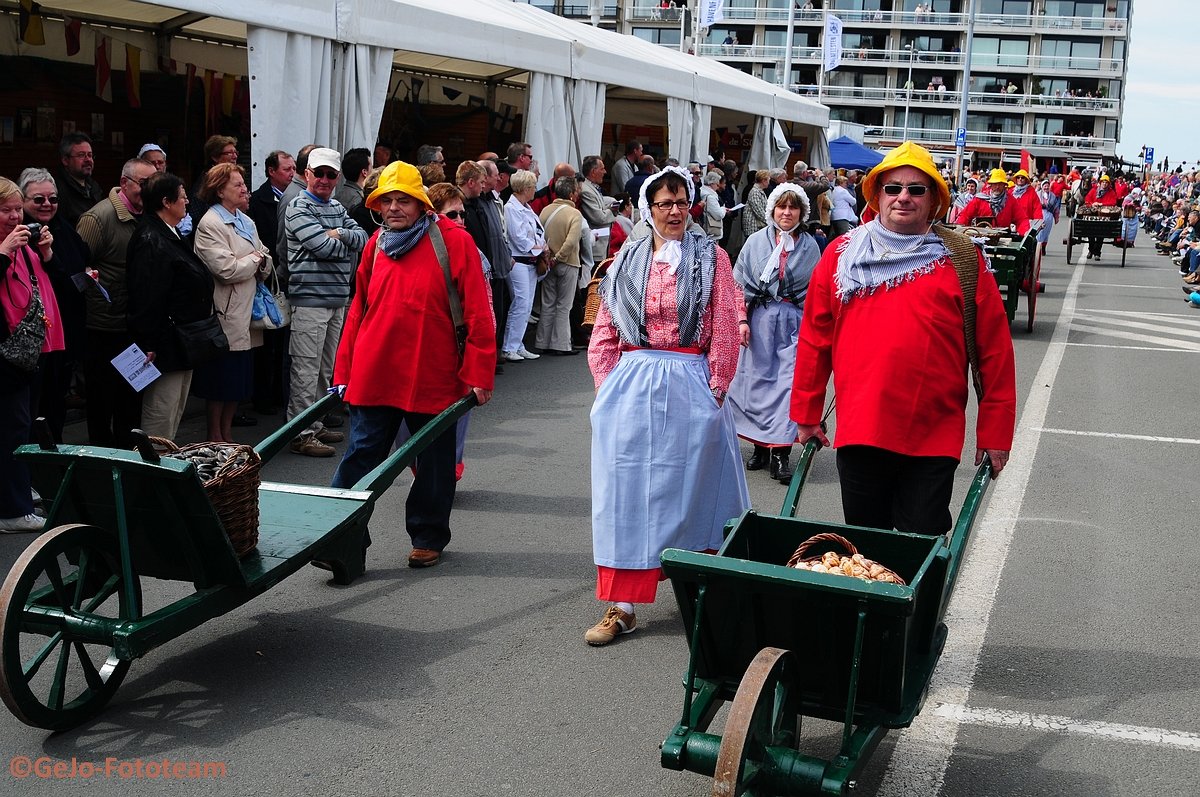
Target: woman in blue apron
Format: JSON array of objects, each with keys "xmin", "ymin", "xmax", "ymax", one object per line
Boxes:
[
  {"xmin": 727, "ymin": 183, "xmax": 821, "ymax": 485},
  {"xmin": 584, "ymin": 167, "xmax": 749, "ymax": 646}
]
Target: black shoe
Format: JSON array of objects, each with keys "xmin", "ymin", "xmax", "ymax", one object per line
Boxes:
[
  {"xmin": 495, "ymin": 364, "xmax": 505, "ymax": 375},
  {"xmin": 769, "ymin": 452, "xmax": 794, "ymax": 484},
  {"xmin": 322, "ymin": 412, "xmax": 345, "ymax": 429},
  {"xmin": 546, "ymin": 348, "xmax": 580, "ymax": 356},
  {"xmin": 746, "ymin": 446, "xmax": 769, "ymax": 471},
  {"xmin": 231, "ymin": 413, "xmax": 258, "ymax": 427}
]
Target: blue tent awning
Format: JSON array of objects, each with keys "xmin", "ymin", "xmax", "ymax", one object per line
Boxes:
[{"xmin": 828, "ymin": 135, "xmax": 884, "ymax": 171}]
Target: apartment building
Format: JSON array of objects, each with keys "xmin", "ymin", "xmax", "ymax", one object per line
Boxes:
[{"xmin": 520, "ymin": 0, "xmax": 1131, "ymax": 169}]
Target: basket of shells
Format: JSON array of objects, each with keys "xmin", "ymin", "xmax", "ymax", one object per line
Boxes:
[
  {"xmin": 1077, "ymin": 204, "xmax": 1121, "ymax": 220},
  {"xmin": 154, "ymin": 439, "xmax": 262, "ymax": 557},
  {"xmin": 785, "ymin": 532, "xmax": 906, "ymax": 586}
]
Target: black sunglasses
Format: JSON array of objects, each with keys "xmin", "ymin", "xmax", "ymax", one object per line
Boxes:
[
  {"xmin": 442, "ymin": 210, "xmax": 465, "ymax": 220},
  {"xmin": 881, "ymin": 183, "xmax": 929, "ymax": 196},
  {"xmin": 29, "ymin": 195, "xmax": 59, "ymax": 205},
  {"xmin": 310, "ymin": 168, "xmax": 339, "ymax": 179}
]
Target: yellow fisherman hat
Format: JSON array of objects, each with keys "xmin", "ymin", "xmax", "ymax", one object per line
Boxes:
[
  {"xmin": 365, "ymin": 160, "xmax": 433, "ymax": 212},
  {"xmin": 1013, "ymin": 169, "xmax": 1031, "ymax": 180},
  {"xmin": 986, "ymin": 168, "xmax": 1009, "ymax": 184},
  {"xmin": 862, "ymin": 141, "xmax": 952, "ymax": 220}
]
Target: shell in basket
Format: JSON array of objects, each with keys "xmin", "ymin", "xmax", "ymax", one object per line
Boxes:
[
  {"xmin": 785, "ymin": 532, "xmax": 906, "ymax": 586},
  {"xmin": 153, "ymin": 438, "xmax": 262, "ymax": 558}
]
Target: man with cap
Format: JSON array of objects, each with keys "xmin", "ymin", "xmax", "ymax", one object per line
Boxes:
[
  {"xmin": 138, "ymin": 143, "xmax": 168, "ymax": 173},
  {"xmin": 955, "ymin": 168, "xmax": 1034, "ymax": 234},
  {"xmin": 329, "ymin": 161, "xmax": 495, "ymax": 569},
  {"xmin": 282, "ymin": 147, "xmax": 368, "ymax": 456},
  {"xmin": 791, "ymin": 141, "xmax": 1016, "ymax": 535}
]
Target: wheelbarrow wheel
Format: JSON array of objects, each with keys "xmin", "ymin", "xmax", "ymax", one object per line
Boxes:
[
  {"xmin": 0, "ymin": 524, "xmax": 138, "ymax": 730},
  {"xmin": 1065, "ymin": 222, "xmax": 1075, "ymax": 263},
  {"xmin": 711, "ymin": 647, "xmax": 800, "ymax": 797}
]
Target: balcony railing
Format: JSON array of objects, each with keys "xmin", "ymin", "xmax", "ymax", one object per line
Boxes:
[
  {"xmin": 862, "ymin": 125, "xmax": 1116, "ymax": 153},
  {"xmin": 695, "ymin": 44, "xmax": 1122, "ymax": 75},
  {"xmin": 812, "ymin": 84, "xmax": 1119, "ymax": 113},
  {"xmin": 627, "ymin": 4, "xmax": 1127, "ymax": 35}
]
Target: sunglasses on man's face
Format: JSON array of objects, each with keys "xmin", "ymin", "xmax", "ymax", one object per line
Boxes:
[
  {"xmin": 310, "ymin": 168, "xmax": 339, "ymax": 180},
  {"xmin": 881, "ymin": 183, "xmax": 929, "ymax": 197}
]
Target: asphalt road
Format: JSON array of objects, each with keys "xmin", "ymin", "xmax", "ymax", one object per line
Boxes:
[{"xmin": 0, "ymin": 232, "xmax": 1196, "ymax": 796}]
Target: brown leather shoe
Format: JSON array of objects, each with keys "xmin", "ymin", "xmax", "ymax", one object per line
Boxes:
[{"xmin": 407, "ymin": 548, "xmax": 441, "ymax": 568}]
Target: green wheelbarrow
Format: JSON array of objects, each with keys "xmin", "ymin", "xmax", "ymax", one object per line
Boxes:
[
  {"xmin": 660, "ymin": 441, "xmax": 994, "ymax": 796},
  {"xmin": 0, "ymin": 393, "xmax": 475, "ymax": 731}
]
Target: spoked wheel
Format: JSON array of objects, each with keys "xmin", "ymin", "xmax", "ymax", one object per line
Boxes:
[
  {"xmin": 0, "ymin": 524, "xmax": 139, "ymax": 730},
  {"xmin": 1026, "ymin": 248, "xmax": 1042, "ymax": 333},
  {"xmin": 712, "ymin": 647, "xmax": 800, "ymax": 797},
  {"xmin": 1065, "ymin": 223, "xmax": 1075, "ymax": 263}
]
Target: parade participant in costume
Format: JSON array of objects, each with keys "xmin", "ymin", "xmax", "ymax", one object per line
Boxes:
[
  {"xmin": 728, "ymin": 183, "xmax": 820, "ymax": 486},
  {"xmin": 1035, "ymin": 179, "xmax": 1061, "ymax": 257},
  {"xmin": 949, "ymin": 176, "xmax": 979, "ymax": 222},
  {"xmin": 954, "ymin": 169, "xmax": 1033, "ymax": 234},
  {"xmin": 791, "ymin": 142, "xmax": 1016, "ymax": 535},
  {"xmin": 585, "ymin": 167, "xmax": 749, "ymax": 646},
  {"xmin": 330, "ymin": 162, "xmax": 495, "ymax": 570},
  {"xmin": 1082, "ymin": 174, "xmax": 1123, "ymax": 260},
  {"xmin": 1008, "ymin": 169, "xmax": 1043, "ymax": 225}
]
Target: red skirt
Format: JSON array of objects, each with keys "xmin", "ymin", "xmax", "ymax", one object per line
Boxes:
[{"xmin": 596, "ymin": 548, "xmax": 719, "ymax": 604}]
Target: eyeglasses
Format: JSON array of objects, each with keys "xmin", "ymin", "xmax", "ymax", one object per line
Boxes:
[
  {"xmin": 310, "ymin": 168, "xmax": 339, "ymax": 180},
  {"xmin": 650, "ymin": 199, "xmax": 691, "ymax": 211},
  {"xmin": 881, "ymin": 183, "xmax": 929, "ymax": 197},
  {"xmin": 442, "ymin": 210, "xmax": 465, "ymax": 220},
  {"xmin": 28, "ymin": 195, "xmax": 59, "ymax": 206}
]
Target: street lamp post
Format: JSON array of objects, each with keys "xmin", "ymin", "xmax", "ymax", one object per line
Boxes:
[{"xmin": 902, "ymin": 44, "xmax": 917, "ymax": 141}]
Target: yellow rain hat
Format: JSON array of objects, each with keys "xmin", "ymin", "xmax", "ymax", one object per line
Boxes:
[
  {"xmin": 986, "ymin": 168, "xmax": 1009, "ymax": 185},
  {"xmin": 862, "ymin": 141, "xmax": 952, "ymax": 220},
  {"xmin": 1013, "ymin": 169, "xmax": 1031, "ymax": 180},
  {"xmin": 365, "ymin": 160, "xmax": 433, "ymax": 212}
]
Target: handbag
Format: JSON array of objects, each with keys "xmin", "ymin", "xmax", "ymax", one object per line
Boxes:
[
  {"xmin": 173, "ymin": 313, "xmax": 229, "ymax": 368},
  {"xmin": 535, "ymin": 248, "xmax": 555, "ymax": 277},
  {"xmin": 250, "ymin": 269, "xmax": 291, "ymax": 330},
  {"xmin": 0, "ymin": 249, "xmax": 47, "ymax": 374}
]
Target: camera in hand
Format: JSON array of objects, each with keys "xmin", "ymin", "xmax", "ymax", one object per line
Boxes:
[{"xmin": 25, "ymin": 223, "xmax": 42, "ymax": 241}]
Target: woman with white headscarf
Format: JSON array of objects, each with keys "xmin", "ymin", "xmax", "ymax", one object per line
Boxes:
[
  {"xmin": 583, "ymin": 166, "xmax": 749, "ymax": 647},
  {"xmin": 727, "ymin": 183, "xmax": 821, "ymax": 485},
  {"xmin": 950, "ymin": 176, "xmax": 980, "ymax": 223},
  {"xmin": 1035, "ymin": 179, "xmax": 1060, "ymax": 256}
]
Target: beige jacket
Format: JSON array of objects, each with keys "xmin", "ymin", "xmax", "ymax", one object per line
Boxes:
[
  {"xmin": 539, "ymin": 199, "xmax": 584, "ymax": 268},
  {"xmin": 194, "ymin": 207, "xmax": 272, "ymax": 351}
]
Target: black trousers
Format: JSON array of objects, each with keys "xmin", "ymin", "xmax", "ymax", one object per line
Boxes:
[
  {"xmin": 491, "ymin": 276, "xmax": 510, "ymax": 360},
  {"xmin": 252, "ymin": 326, "xmax": 289, "ymax": 411},
  {"xmin": 0, "ymin": 383, "xmax": 33, "ymax": 518},
  {"xmin": 83, "ymin": 330, "xmax": 143, "ymax": 449},
  {"xmin": 836, "ymin": 445, "xmax": 958, "ymax": 535}
]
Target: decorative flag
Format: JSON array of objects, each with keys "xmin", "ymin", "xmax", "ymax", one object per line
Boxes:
[
  {"xmin": 441, "ymin": 86, "xmax": 462, "ymax": 101},
  {"xmin": 698, "ymin": 0, "xmax": 725, "ymax": 28},
  {"xmin": 737, "ymin": 124, "xmax": 748, "ymax": 134},
  {"xmin": 125, "ymin": 45, "xmax": 141, "ymax": 109},
  {"xmin": 1020, "ymin": 149, "xmax": 1032, "ymax": 174},
  {"xmin": 157, "ymin": 55, "xmax": 178, "ymax": 76},
  {"xmin": 19, "ymin": 0, "xmax": 45, "ymax": 46},
  {"xmin": 63, "ymin": 15, "xmax": 81, "ymax": 56},
  {"xmin": 96, "ymin": 36, "xmax": 113, "ymax": 102},
  {"xmin": 823, "ymin": 14, "xmax": 844, "ymax": 73}
]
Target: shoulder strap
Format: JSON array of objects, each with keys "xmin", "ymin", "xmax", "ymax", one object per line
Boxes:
[
  {"xmin": 427, "ymin": 221, "xmax": 464, "ymax": 330},
  {"xmin": 933, "ymin": 224, "xmax": 984, "ymax": 401}
]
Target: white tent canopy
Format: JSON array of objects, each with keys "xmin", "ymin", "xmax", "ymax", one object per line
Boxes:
[{"xmin": 10, "ymin": 0, "xmax": 829, "ymax": 181}]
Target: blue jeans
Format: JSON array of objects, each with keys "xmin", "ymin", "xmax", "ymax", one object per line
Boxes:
[{"xmin": 332, "ymin": 405, "xmax": 457, "ymax": 552}]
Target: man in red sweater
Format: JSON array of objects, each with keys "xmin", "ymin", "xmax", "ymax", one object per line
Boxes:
[
  {"xmin": 791, "ymin": 141, "xmax": 1016, "ymax": 534},
  {"xmin": 954, "ymin": 169, "xmax": 1034, "ymax": 234},
  {"xmin": 330, "ymin": 161, "xmax": 496, "ymax": 569}
]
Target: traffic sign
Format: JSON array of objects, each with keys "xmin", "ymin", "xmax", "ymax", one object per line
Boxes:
[
  {"xmin": 1144, "ymin": 147, "xmax": 1154, "ymax": 165},
  {"xmin": 955, "ymin": 127, "xmax": 967, "ymax": 147}
]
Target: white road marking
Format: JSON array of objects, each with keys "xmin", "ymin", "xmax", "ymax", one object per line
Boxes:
[
  {"xmin": 1033, "ymin": 428, "xmax": 1200, "ymax": 446},
  {"xmin": 1081, "ymin": 307, "xmax": 1200, "ymax": 327},
  {"xmin": 877, "ymin": 260, "xmax": 1086, "ymax": 796},
  {"xmin": 1070, "ymin": 322, "xmax": 1200, "ymax": 351},
  {"xmin": 1064, "ymin": 342, "xmax": 1199, "ymax": 353},
  {"xmin": 1077, "ymin": 282, "xmax": 1186, "ymax": 291},
  {"xmin": 1073, "ymin": 315, "xmax": 1200, "ymax": 339},
  {"xmin": 931, "ymin": 703, "xmax": 1200, "ymax": 753}
]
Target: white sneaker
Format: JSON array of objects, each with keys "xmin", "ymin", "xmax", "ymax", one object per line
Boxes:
[
  {"xmin": 0, "ymin": 514, "xmax": 45, "ymax": 533},
  {"xmin": 518, "ymin": 347, "xmax": 540, "ymax": 360},
  {"xmin": 502, "ymin": 351, "xmax": 525, "ymax": 363}
]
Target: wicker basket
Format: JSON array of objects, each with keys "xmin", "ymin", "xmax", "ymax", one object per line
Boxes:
[
  {"xmin": 785, "ymin": 532, "xmax": 906, "ymax": 586},
  {"xmin": 581, "ymin": 258, "xmax": 612, "ymax": 330},
  {"xmin": 153, "ymin": 438, "xmax": 262, "ymax": 557},
  {"xmin": 1078, "ymin": 204, "xmax": 1121, "ymax": 220}
]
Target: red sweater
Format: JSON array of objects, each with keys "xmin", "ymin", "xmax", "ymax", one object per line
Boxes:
[
  {"xmin": 1008, "ymin": 187, "xmax": 1043, "ymax": 223},
  {"xmin": 1084, "ymin": 183, "xmax": 1125, "ymax": 206},
  {"xmin": 954, "ymin": 195, "xmax": 1032, "ymax": 235},
  {"xmin": 791, "ymin": 243, "xmax": 1016, "ymax": 459},
  {"xmin": 333, "ymin": 218, "xmax": 496, "ymax": 413}
]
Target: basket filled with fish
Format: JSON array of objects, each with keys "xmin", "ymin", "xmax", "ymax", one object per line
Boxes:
[{"xmin": 153, "ymin": 439, "xmax": 262, "ymax": 557}]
